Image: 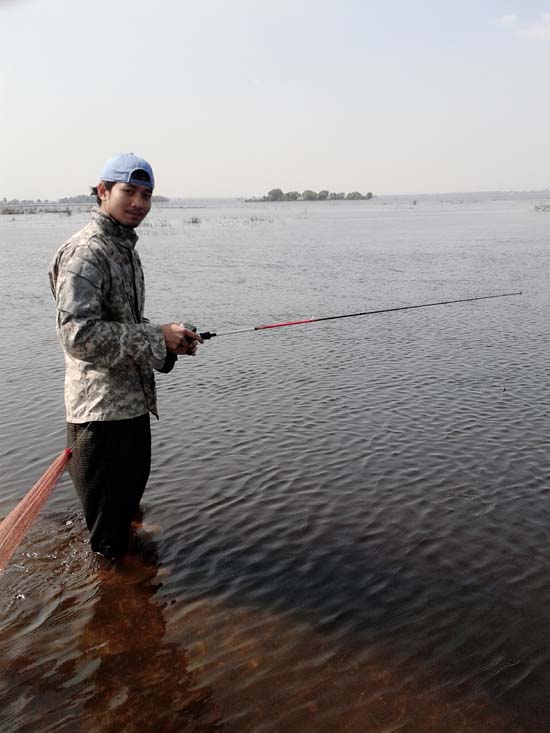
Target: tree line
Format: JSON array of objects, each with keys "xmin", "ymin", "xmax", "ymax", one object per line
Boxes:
[
  {"xmin": 248, "ymin": 189, "xmax": 373, "ymax": 202},
  {"xmin": 1, "ymin": 194, "xmax": 170, "ymax": 205}
]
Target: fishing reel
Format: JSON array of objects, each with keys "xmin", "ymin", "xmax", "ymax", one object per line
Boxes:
[{"xmin": 180, "ymin": 322, "xmax": 215, "ymax": 341}]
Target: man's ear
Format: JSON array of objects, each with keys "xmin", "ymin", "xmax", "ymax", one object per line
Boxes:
[{"xmin": 97, "ymin": 181, "xmax": 108, "ymax": 202}]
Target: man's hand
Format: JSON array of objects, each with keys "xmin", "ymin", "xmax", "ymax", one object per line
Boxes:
[{"xmin": 161, "ymin": 323, "xmax": 203, "ymax": 356}]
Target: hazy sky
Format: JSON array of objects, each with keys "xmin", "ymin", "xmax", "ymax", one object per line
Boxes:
[{"xmin": 1, "ymin": 0, "xmax": 549, "ymax": 199}]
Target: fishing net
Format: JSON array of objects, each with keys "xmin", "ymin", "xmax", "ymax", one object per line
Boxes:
[{"xmin": 0, "ymin": 449, "xmax": 71, "ymax": 571}]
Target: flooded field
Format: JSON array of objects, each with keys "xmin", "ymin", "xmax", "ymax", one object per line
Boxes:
[{"xmin": 1, "ymin": 194, "xmax": 550, "ymax": 731}]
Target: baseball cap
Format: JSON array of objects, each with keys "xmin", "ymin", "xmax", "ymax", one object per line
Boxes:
[{"xmin": 99, "ymin": 153, "xmax": 155, "ymax": 189}]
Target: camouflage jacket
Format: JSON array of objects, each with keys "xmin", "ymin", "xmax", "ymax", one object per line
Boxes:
[{"xmin": 49, "ymin": 209, "xmax": 167, "ymax": 423}]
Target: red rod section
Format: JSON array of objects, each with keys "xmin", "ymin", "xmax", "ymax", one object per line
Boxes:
[{"xmin": 255, "ymin": 318, "xmax": 317, "ymax": 330}]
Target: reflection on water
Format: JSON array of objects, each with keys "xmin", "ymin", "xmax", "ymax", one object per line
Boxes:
[
  {"xmin": 0, "ymin": 525, "xmax": 220, "ymax": 732},
  {"xmin": 2, "ymin": 195, "xmax": 550, "ymax": 730},
  {"xmin": 77, "ymin": 563, "xmax": 219, "ymax": 732}
]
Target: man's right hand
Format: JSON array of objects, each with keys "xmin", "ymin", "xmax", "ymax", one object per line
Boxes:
[{"xmin": 161, "ymin": 323, "xmax": 203, "ymax": 356}]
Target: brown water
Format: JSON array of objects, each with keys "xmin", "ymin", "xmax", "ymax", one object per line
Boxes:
[{"xmin": 1, "ymin": 194, "xmax": 550, "ymax": 731}]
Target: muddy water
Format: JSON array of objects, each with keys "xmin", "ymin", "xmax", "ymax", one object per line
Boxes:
[{"xmin": 1, "ymin": 194, "xmax": 550, "ymax": 731}]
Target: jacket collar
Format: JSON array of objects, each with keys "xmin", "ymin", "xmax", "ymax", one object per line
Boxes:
[{"xmin": 92, "ymin": 208, "xmax": 139, "ymax": 250}]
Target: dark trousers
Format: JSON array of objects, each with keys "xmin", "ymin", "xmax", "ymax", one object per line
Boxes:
[{"xmin": 66, "ymin": 414, "xmax": 151, "ymax": 558}]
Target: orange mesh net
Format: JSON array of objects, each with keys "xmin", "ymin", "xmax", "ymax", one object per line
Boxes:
[{"xmin": 0, "ymin": 449, "xmax": 71, "ymax": 571}]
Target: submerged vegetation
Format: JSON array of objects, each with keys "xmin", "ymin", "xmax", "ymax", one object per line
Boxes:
[
  {"xmin": 137, "ymin": 214, "xmax": 274, "ymax": 236},
  {"xmin": 1, "ymin": 206, "xmax": 75, "ymax": 216}
]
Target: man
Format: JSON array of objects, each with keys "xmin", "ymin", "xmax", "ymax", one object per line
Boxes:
[{"xmin": 49, "ymin": 153, "xmax": 202, "ymax": 560}]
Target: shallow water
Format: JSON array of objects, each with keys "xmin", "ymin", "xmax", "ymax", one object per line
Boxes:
[{"xmin": 1, "ymin": 194, "xmax": 550, "ymax": 731}]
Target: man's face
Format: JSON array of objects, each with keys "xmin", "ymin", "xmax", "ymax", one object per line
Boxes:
[{"xmin": 98, "ymin": 181, "xmax": 152, "ymax": 228}]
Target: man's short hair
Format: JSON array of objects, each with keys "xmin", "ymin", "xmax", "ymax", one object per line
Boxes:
[{"xmin": 90, "ymin": 181, "xmax": 115, "ymax": 206}]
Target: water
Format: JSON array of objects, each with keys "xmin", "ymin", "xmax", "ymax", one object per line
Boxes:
[{"xmin": 1, "ymin": 193, "xmax": 550, "ymax": 731}]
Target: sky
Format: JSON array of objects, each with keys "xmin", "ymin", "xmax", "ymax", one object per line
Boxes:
[{"xmin": 1, "ymin": 0, "xmax": 549, "ymax": 199}]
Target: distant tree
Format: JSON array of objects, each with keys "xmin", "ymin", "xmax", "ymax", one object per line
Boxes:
[
  {"xmin": 267, "ymin": 188, "xmax": 284, "ymax": 201},
  {"xmin": 318, "ymin": 190, "xmax": 329, "ymax": 200},
  {"xmin": 328, "ymin": 192, "xmax": 337, "ymax": 200},
  {"xmin": 346, "ymin": 191, "xmax": 363, "ymax": 200},
  {"xmin": 284, "ymin": 191, "xmax": 300, "ymax": 201},
  {"xmin": 302, "ymin": 190, "xmax": 318, "ymax": 201},
  {"xmin": 336, "ymin": 192, "xmax": 346, "ymax": 200},
  {"xmin": 366, "ymin": 192, "xmax": 373, "ymax": 199}
]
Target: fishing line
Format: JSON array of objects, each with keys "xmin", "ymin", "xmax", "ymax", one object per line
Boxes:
[{"xmin": 196, "ymin": 291, "xmax": 522, "ymax": 340}]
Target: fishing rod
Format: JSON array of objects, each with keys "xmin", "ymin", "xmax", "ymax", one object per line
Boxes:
[
  {"xmin": 0, "ymin": 289, "xmax": 522, "ymax": 571},
  {"xmin": 196, "ymin": 291, "xmax": 522, "ymax": 340}
]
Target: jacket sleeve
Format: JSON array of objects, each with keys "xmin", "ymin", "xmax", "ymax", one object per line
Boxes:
[
  {"xmin": 52, "ymin": 246, "xmax": 167, "ymax": 369},
  {"xmin": 142, "ymin": 317, "xmax": 178, "ymax": 372}
]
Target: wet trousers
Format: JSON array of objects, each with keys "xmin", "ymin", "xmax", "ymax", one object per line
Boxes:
[{"xmin": 66, "ymin": 414, "xmax": 151, "ymax": 558}]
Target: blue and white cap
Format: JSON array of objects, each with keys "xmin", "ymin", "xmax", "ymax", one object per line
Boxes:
[{"xmin": 99, "ymin": 153, "xmax": 155, "ymax": 189}]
